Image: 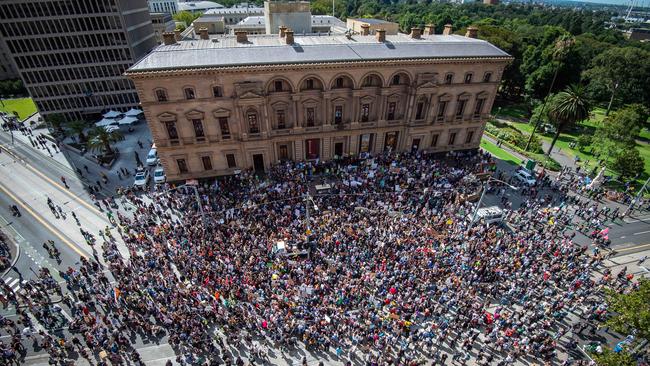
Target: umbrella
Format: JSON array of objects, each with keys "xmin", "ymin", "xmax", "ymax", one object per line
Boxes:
[
  {"xmin": 96, "ymin": 118, "xmax": 116, "ymax": 127},
  {"xmin": 103, "ymin": 110, "xmax": 121, "ymax": 118},
  {"xmin": 117, "ymin": 116, "xmax": 138, "ymax": 125},
  {"xmin": 124, "ymin": 108, "xmax": 143, "ymax": 117}
]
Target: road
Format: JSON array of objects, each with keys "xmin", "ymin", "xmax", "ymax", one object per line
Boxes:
[{"xmin": 0, "ymin": 127, "xmax": 649, "ymax": 365}]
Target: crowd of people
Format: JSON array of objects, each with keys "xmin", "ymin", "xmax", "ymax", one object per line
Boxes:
[{"xmin": 0, "ymin": 149, "xmax": 640, "ymax": 366}]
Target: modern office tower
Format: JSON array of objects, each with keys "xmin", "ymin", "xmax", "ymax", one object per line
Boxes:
[{"xmin": 0, "ymin": 0, "xmax": 157, "ymax": 121}]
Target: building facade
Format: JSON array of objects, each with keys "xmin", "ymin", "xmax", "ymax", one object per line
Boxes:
[
  {"xmin": 0, "ymin": 0, "xmax": 157, "ymax": 120},
  {"xmin": 264, "ymin": 0, "xmax": 311, "ymax": 35},
  {"xmin": 151, "ymin": 13, "xmax": 177, "ymax": 44},
  {"xmin": 127, "ymin": 29, "xmax": 511, "ymax": 181},
  {"xmin": 0, "ymin": 38, "xmax": 18, "ymax": 81},
  {"xmin": 148, "ymin": 0, "xmax": 179, "ymax": 14}
]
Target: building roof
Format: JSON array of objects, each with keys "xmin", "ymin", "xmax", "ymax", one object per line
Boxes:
[
  {"xmin": 178, "ymin": 1, "xmax": 224, "ymax": 11},
  {"xmin": 193, "ymin": 14, "xmax": 225, "ymax": 23},
  {"xmin": 350, "ymin": 18, "xmax": 396, "ymax": 25},
  {"xmin": 203, "ymin": 6, "xmax": 263, "ymax": 15},
  {"xmin": 235, "ymin": 15, "xmax": 264, "ymax": 26},
  {"xmin": 128, "ymin": 33, "xmax": 511, "ymax": 73}
]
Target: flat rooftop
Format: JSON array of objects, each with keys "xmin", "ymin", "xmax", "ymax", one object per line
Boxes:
[
  {"xmin": 351, "ymin": 18, "xmax": 396, "ymax": 25},
  {"xmin": 128, "ymin": 33, "xmax": 511, "ymax": 73}
]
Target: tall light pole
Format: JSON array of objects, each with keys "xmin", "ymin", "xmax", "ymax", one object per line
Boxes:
[
  {"xmin": 468, "ymin": 176, "xmax": 519, "ymax": 232},
  {"xmin": 624, "ymin": 176, "xmax": 650, "ymax": 216}
]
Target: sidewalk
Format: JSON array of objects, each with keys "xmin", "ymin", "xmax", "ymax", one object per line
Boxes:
[{"xmin": 2, "ymin": 119, "xmax": 153, "ymax": 197}]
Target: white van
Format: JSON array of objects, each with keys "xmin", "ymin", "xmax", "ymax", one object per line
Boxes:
[
  {"xmin": 146, "ymin": 148, "xmax": 158, "ymax": 166},
  {"xmin": 476, "ymin": 206, "xmax": 504, "ymax": 224}
]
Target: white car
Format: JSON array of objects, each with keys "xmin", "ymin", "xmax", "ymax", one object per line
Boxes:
[
  {"xmin": 133, "ymin": 170, "xmax": 150, "ymax": 189},
  {"xmin": 146, "ymin": 148, "xmax": 158, "ymax": 166},
  {"xmin": 153, "ymin": 166, "xmax": 166, "ymax": 184},
  {"xmin": 513, "ymin": 170, "xmax": 536, "ymax": 186}
]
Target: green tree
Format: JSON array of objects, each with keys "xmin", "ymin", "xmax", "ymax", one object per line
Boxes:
[
  {"xmin": 173, "ymin": 11, "xmax": 203, "ymax": 27},
  {"xmin": 45, "ymin": 114, "xmax": 66, "ymax": 136},
  {"xmin": 546, "ymin": 84, "xmax": 591, "ymax": 155},
  {"xmin": 86, "ymin": 127, "xmax": 124, "ymax": 155},
  {"xmin": 612, "ymin": 148, "xmax": 645, "ymax": 180},
  {"xmin": 598, "ymin": 105, "xmax": 649, "ymax": 145},
  {"xmin": 575, "ymin": 134, "xmax": 592, "ymax": 151},
  {"xmin": 604, "ymin": 277, "xmax": 650, "ymax": 342},
  {"xmin": 521, "ymin": 29, "xmax": 577, "ymax": 100},
  {"xmin": 592, "ymin": 347, "xmax": 636, "ymax": 366},
  {"xmin": 65, "ymin": 120, "xmax": 89, "ymax": 143},
  {"xmin": 583, "ymin": 47, "xmax": 650, "ymax": 115}
]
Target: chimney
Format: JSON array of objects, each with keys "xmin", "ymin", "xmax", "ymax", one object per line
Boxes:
[
  {"xmin": 410, "ymin": 27, "xmax": 422, "ymax": 39},
  {"xmin": 235, "ymin": 31, "xmax": 248, "ymax": 43},
  {"xmin": 424, "ymin": 24, "xmax": 435, "ymax": 35},
  {"xmin": 376, "ymin": 28, "xmax": 386, "ymax": 42},
  {"xmin": 279, "ymin": 25, "xmax": 287, "ymax": 38},
  {"xmin": 465, "ymin": 26, "xmax": 478, "ymax": 39},
  {"xmin": 285, "ymin": 29, "xmax": 294, "ymax": 44},
  {"xmin": 443, "ymin": 24, "xmax": 453, "ymax": 36},
  {"xmin": 199, "ymin": 27, "xmax": 209, "ymax": 40},
  {"xmin": 162, "ymin": 32, "xmax": 176, "ymax": 45},
  {"xmin": 174, "ymin": 29, "xmax": 182, "ymax": 41},
  {"xmin": 360, "ymin": 24, "xmax": 370, "ymax": 36}
]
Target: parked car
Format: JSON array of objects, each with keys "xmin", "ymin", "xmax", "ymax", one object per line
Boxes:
[
  {"xmin": 542, "ymin": 124, "xmax": 557, "ymax": 135},
  {"xmin": 513, "ymin": 170, "xmax": 536, "ymax": 186},
  {"xmin": 476, "ymin": 206, "xmax": 505, "ymax": 225},
  {"xmin": 133, "ymin": 170, "xmax": 150, "ymax": 189},
  {"xmin": 146, "ymin": 148, "xmax": 158, "ymax": 166},
  {"xmin": 153, "ymin": 166, "xmax": 166, "ymax": 184}
]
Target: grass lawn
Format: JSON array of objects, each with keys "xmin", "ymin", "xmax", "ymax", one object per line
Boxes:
[
  {"xmin": 501, "ymin": 106, "xmax": 650, "ymax": 187},
  {"xmin": 480, "ymin": 138, "xmax": 523, "ymax": 166},
  {"xmin": 0, "ymin": 97, "xmax": 37, "ymax": 120}
]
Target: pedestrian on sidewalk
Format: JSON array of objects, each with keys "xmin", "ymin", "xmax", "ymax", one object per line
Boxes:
[
  {"xmin": 83, "ymin": 165, "xmax": 89, "ymax": 173},
  {"xmin": 60, "ymin": 176, "xmax": 68, "ymax": 189},
  {"xmin": 51, "ymin": 143, "xmax": 59, "ymax": 153}
]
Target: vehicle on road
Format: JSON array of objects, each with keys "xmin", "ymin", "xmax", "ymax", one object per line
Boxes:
[
  {"xmin": 133, "ymin": 170, "xmax": 150, "ymax": 189},
  {"xmin": 153, "ymin": 166, "xmax": 166, "ymax": 184},
  {"xmin": 146, "ymin": 148, "xmax": 158, "ymax": 166},
  {"xmin": 513, "ymin": 170, "xmax": 536, "ymax": 186},
  {"xmin": 542, "ymin": 124, "xmax": 557, "ymax": 135},
  {"xmin": 476, "ymin": 206, "xmax": 504, "ymax": 224}
]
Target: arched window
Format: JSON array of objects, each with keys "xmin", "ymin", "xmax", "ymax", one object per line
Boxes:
[
  {"xmin": 247, "ymin": 110, "xmax": 259, "ymax": 133},
  {"xmin": 184, "ymin": 87, "xmax": 195, "ymax": 100},
  {"xmin": 362, "ymin": 74, "xmax": 382, "ymax": 87},
  {"xmin": 155, "ymin": 89, "xmax": 168, "ymax": 102}
]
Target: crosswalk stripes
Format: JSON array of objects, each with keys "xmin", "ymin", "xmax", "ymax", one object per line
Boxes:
[{"xmin": 2, "ymin": 276, "xmax": 27, "ymax": 295}]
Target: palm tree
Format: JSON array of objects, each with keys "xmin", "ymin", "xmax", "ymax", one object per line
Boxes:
[
  {"xmin": 65, "ymin": 120, "xmax": 89, "ymax": 143},
  {"xmin": 86, "ymin": 127, "xmax": 124, "ymax": 155},
  {"xmin": 546, "ymin": 84, "xmax": 591, "ymax": 156},
  {"xmin": 525, "ymin": 34, "xmax": 576, "ymax": 151},
  {"xmin": 46, "ymin": 114, "xmax": 66, "ymax": 137}
]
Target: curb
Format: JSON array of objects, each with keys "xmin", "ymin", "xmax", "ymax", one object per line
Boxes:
[{"xmin": 1, "ymin": 232, "xmax": 20, "ymax": 278}]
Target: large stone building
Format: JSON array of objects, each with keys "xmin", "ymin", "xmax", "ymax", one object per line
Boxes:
[
  {"xmin": 0, "ymin": 0, "xmax": 157, "ymax": 120},
  {"xmin": 126, "ymin": 26, "xmax": 512, "ymax": 181}
]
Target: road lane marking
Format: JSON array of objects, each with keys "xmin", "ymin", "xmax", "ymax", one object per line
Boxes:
[
  {"xmin": 616, "ymin": 243, "xmax": 650, "ymax": 252},
  {"xmin": 633, "ymin": 230, "xmax": 650, "ymax": 236},
  {"xmin": 0, "ymin": 142, "xmax": 106, "ymax": 219},
  {"xmin": 0, "ymin": 182, "xmax": 88, "ymax": 259}
]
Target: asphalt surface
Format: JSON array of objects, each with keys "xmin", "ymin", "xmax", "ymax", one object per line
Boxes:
[{"xmin": 1, "ymin": 126, "xmax": 649, "ymax": 365}]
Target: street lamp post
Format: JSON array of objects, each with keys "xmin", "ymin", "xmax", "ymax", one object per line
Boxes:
[
  {"xmin": 468, "ymin": 176, "xmax": 519, "ymax": 232},
  {"xmin": 624, "ymin": 176, "xmax": 650, "ymax": 217}
]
